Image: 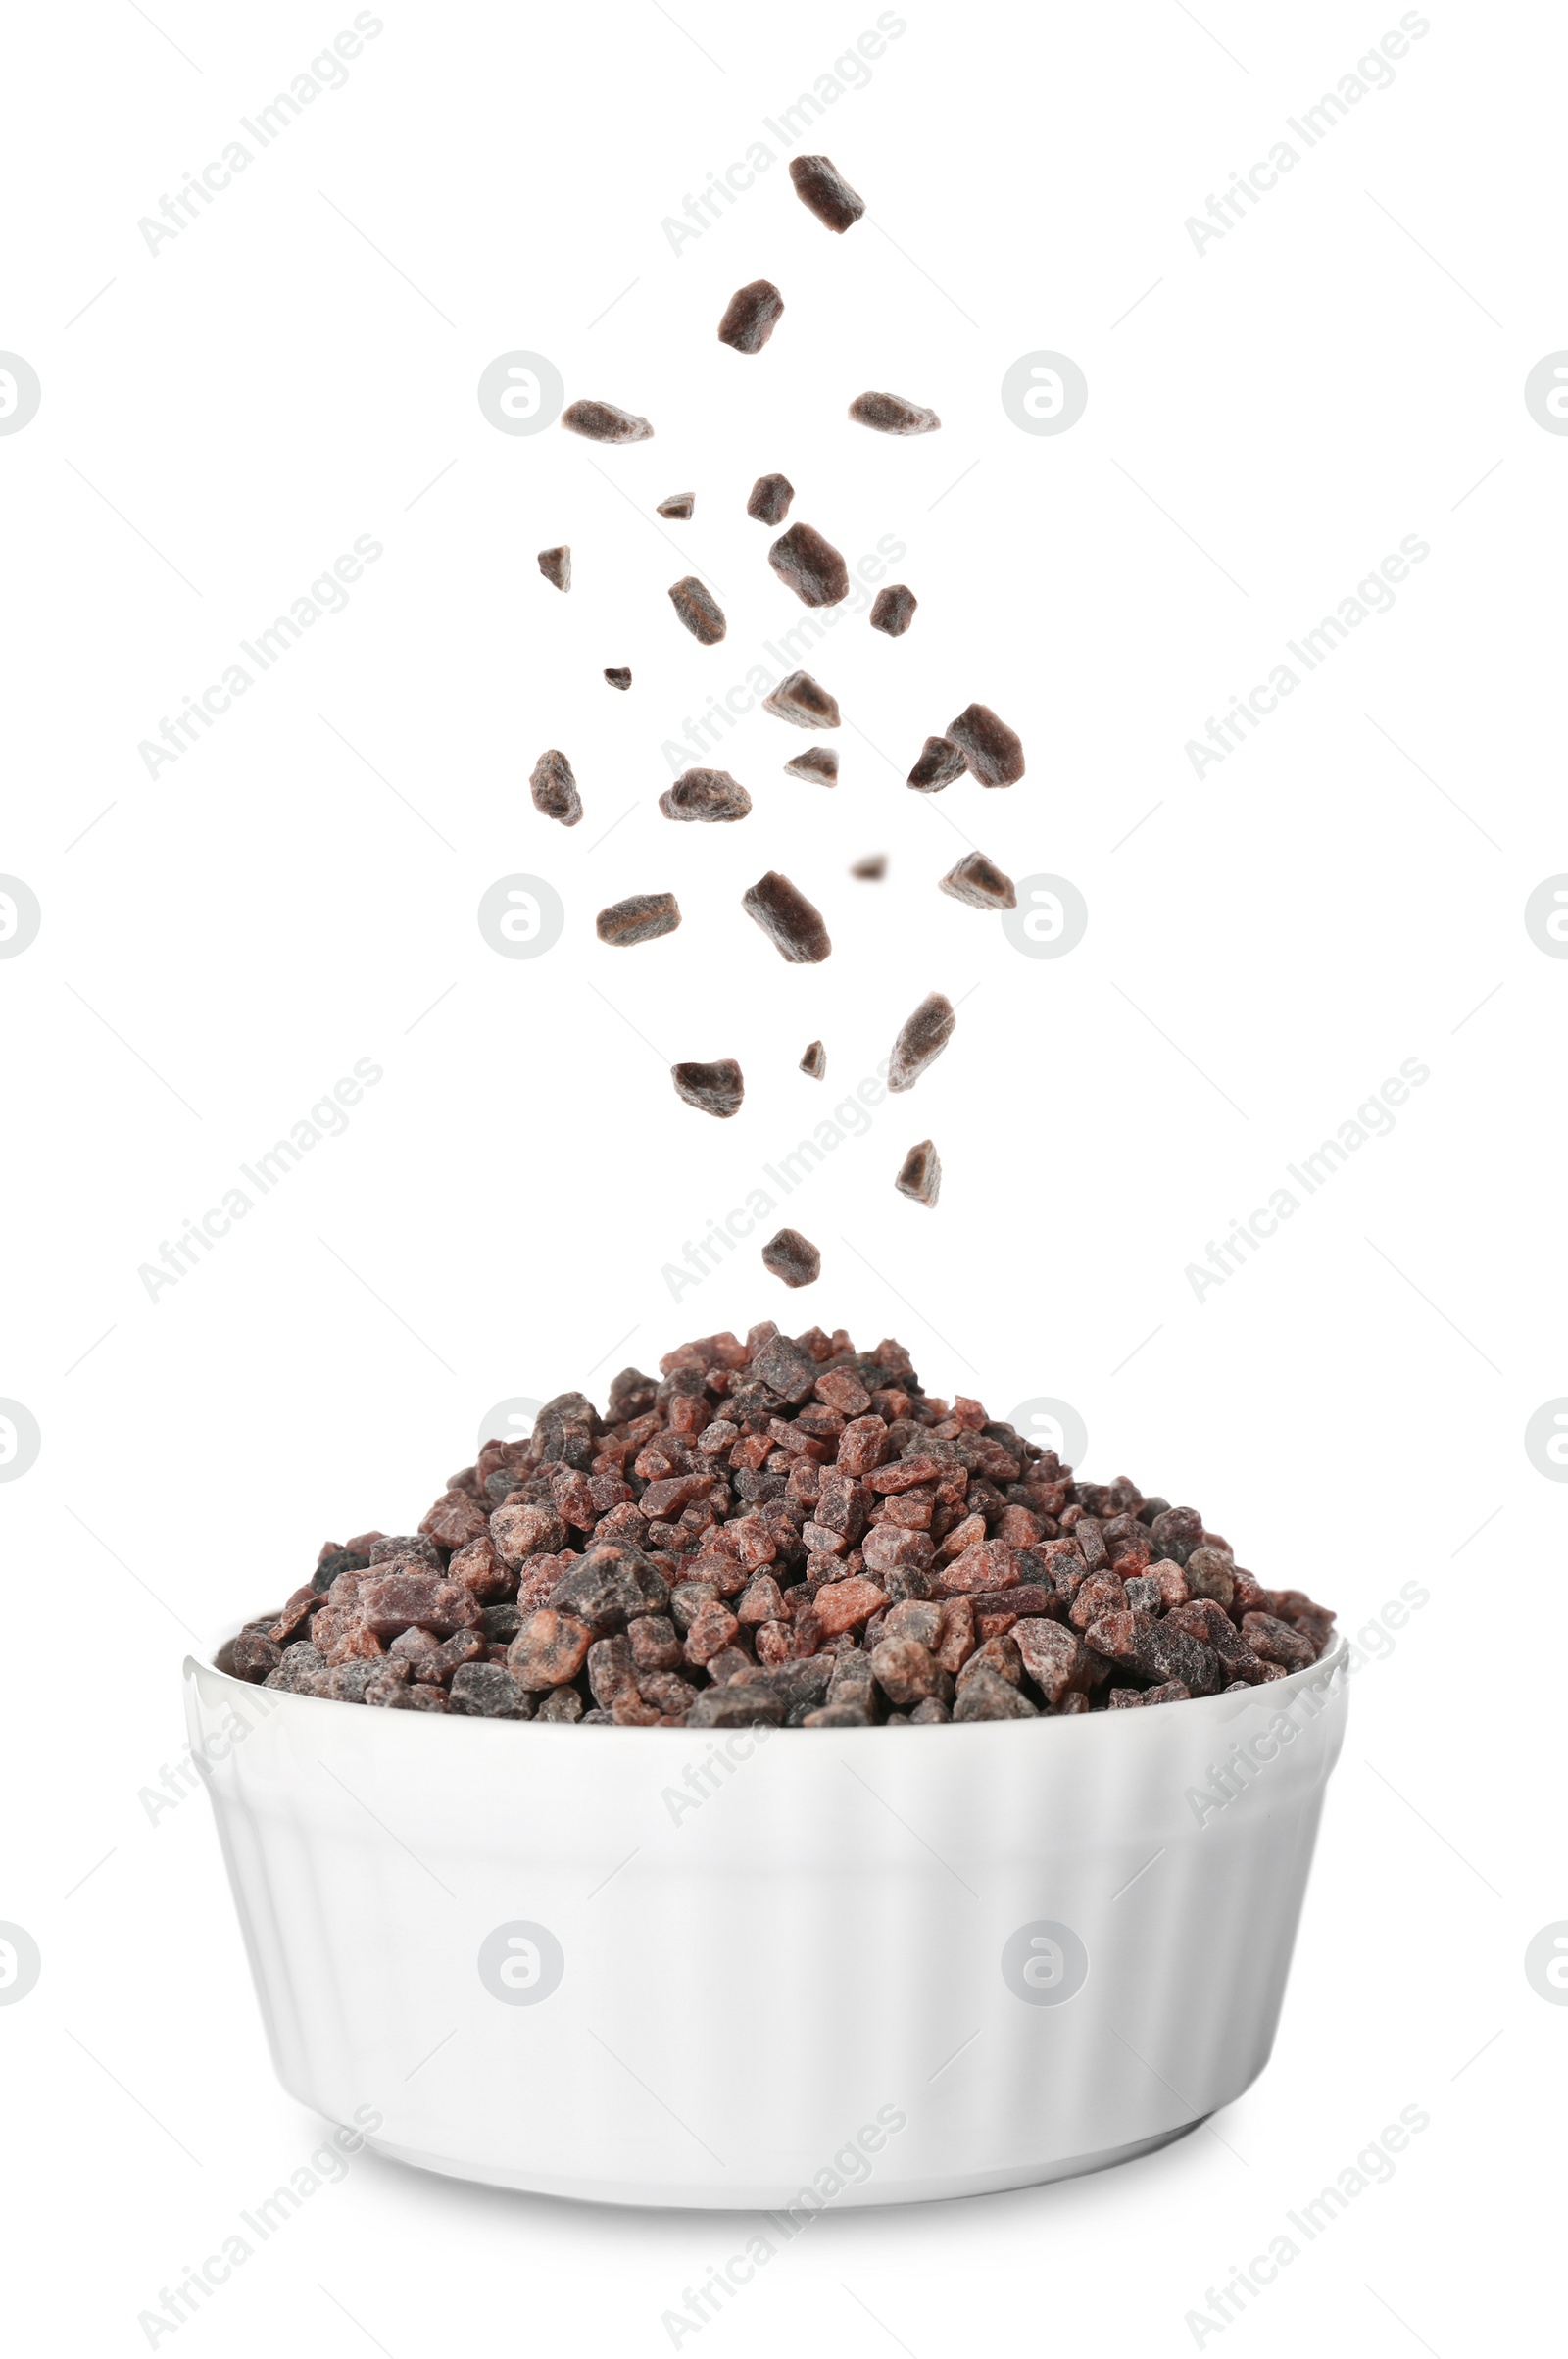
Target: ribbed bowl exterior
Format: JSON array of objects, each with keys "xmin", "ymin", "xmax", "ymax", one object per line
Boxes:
[{"xmin": 186, "ymin": 1639, "xmax": 1348, "ymax": 2207}]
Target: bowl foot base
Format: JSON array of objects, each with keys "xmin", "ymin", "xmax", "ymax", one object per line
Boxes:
[{"xmin": 358, "ymin": 2115, "xmax": 1208, "ymax": 2211}]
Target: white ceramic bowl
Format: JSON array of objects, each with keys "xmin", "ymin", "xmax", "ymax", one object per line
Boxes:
[{"xmin": 186, "ymin": 1635, "xmax": 1348, "ymax": 2208}]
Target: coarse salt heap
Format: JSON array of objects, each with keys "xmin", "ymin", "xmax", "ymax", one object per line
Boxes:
[{"xmin": 226, "ymin": 1325, "xmax": 1337, "ymax": 1730}]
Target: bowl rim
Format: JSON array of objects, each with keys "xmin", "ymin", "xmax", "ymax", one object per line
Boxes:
[{"xmin": 185, "ymin": 1626, "xmax": 1349, "ymax": 1738}]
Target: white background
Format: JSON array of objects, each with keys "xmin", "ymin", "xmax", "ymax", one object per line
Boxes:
[{"xmin": 1, "ymin": 0, "xmax": 1559, "ymax": 2350}]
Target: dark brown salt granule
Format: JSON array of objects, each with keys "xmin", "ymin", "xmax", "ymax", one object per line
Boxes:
[
  {"xmin": 954, "ymin": 1668, "xmax": 1037, "ymax": 1720},
  {"xmin": 507, "ymin": 1609, "xmax": 593, "ymax": 1691},
  {"xmin": 747, "ymin": 472, "xmax": 794, "ymax": 525},
  {"xmin": 530, "ymin": 748, "xmax": 582, "ymax": 828},
  {"xmin": 906, "ymin": 736, "xmax": 966, "ymax": 792},
  {"xmin": 231, "ymin": 1632, "xmax": 280, "ymax": 1682},
  {"xmin": 368, "ymin": 1534, "xmax": 441, "ymax": 1571},
  {"xmin": 1242, "ymin": 1611, "xmax": 1317, "ymax": 1671},
  {"xmin": 851, "ymin": 855, "xmax": 887, "ymax": 880},
  {"xmin": 850, "ymin": 390, "xmax": 941, "ymax": 435},
  {"xmin": 1086, "ymin": 1610, "xmax": 1222, "ymax": 1696},
  {"xmin": 784, "ymin": 746, "xmax": 838, "ymax": 784},
  {"xmin": 656, "ymin": 492, "xmax": 695, "ymax": 519},
  {"xmin": 668, "ymin": 576, "xmax": 726, "ymax": 645},
  {"xmin": 789, "ymin": 154, "xmax": 865, "ymax": 232},
  {"xmin": 762, "ymin": 670, "xmax": 841, "ymax": 728},
  {"xmin": 1166, "ymin": 1597, "xmax": 1269, "ymax": 1684},
  {"xmin": 761, "ymin": 1229, "xmax": 821, "ymax": 1287},
  {"xmin": 870, "ymin": 584, "xmax": 916, "ymax": 637},
  {"xmin": 603, "ymin": 667, "xmax": 632, "ymax": 690},
  {"xmin": 742, "ymin": 871, "xmax": 832, "ymax": 963},
  {"xmin": 537, "ymin": 545, "xmax": 570, "ymax": 592},
  {"xmin": 561, "ymin": 398, "xmax": 654, "ymax": 443},
  {"xmin": 768, "ymin": 522, "xmax": 850, "ymax": 609},
  {"xmin": 800, "ymin": 1040, "xmax": 826, "ymax": 1079},
  {"xmin": 596, "ymin": 892, "xmax": 681, "ymax": 948},
  {"xmin": 948, "ymin": 703, "xmax": 1025, "ymax": 786},
  {"xmin": 1108, "ymin": 1680, "xmax": 1191, "ymax": 1710},
  {"xmin": 889, "ymin": 993, "xmax": 956, "ymax": 1091},
  {"xmin": 536, "ymin": 1687, "xmax": 584, "ymax": 1723},
  {"xmin": 382, "ymin": 1683, "xmax": 448, "ymax": 1713},
  {"xmin": 552, "ymin": 1545, "xmax": 669, "ymax": 1632},
  {"xmin": 940, "ymin": 852, "xmax": 1016, "ymax": 910},
  {"xmin": 449, "ymin": 1663, "xmax": 528, "ymax": 1718},
  {"xmin": 717, "ymin": 279, "xmax": 785, "ymax": 354},
  {"xmin": 414, "ymin": 1630, "xmax": 486, "ymax": 1685},
  {"xmin": 659, "ymin": 768, "xmax": 751, "ymax": 822},
  {"xmin": 896, "ymin": 1140, "xmax": 941, "ymax": 1206},
  {"xmin": 868, "ymin": 1638, "xmax": 948, "ymax": 1708},
  {"xmin": 671, "ymin": 1059, "xmax": 745, "ymax": 1118},
  {"xmin": 360, "ymin": 1571, "xmax": 481, "ymax": 1641}
]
